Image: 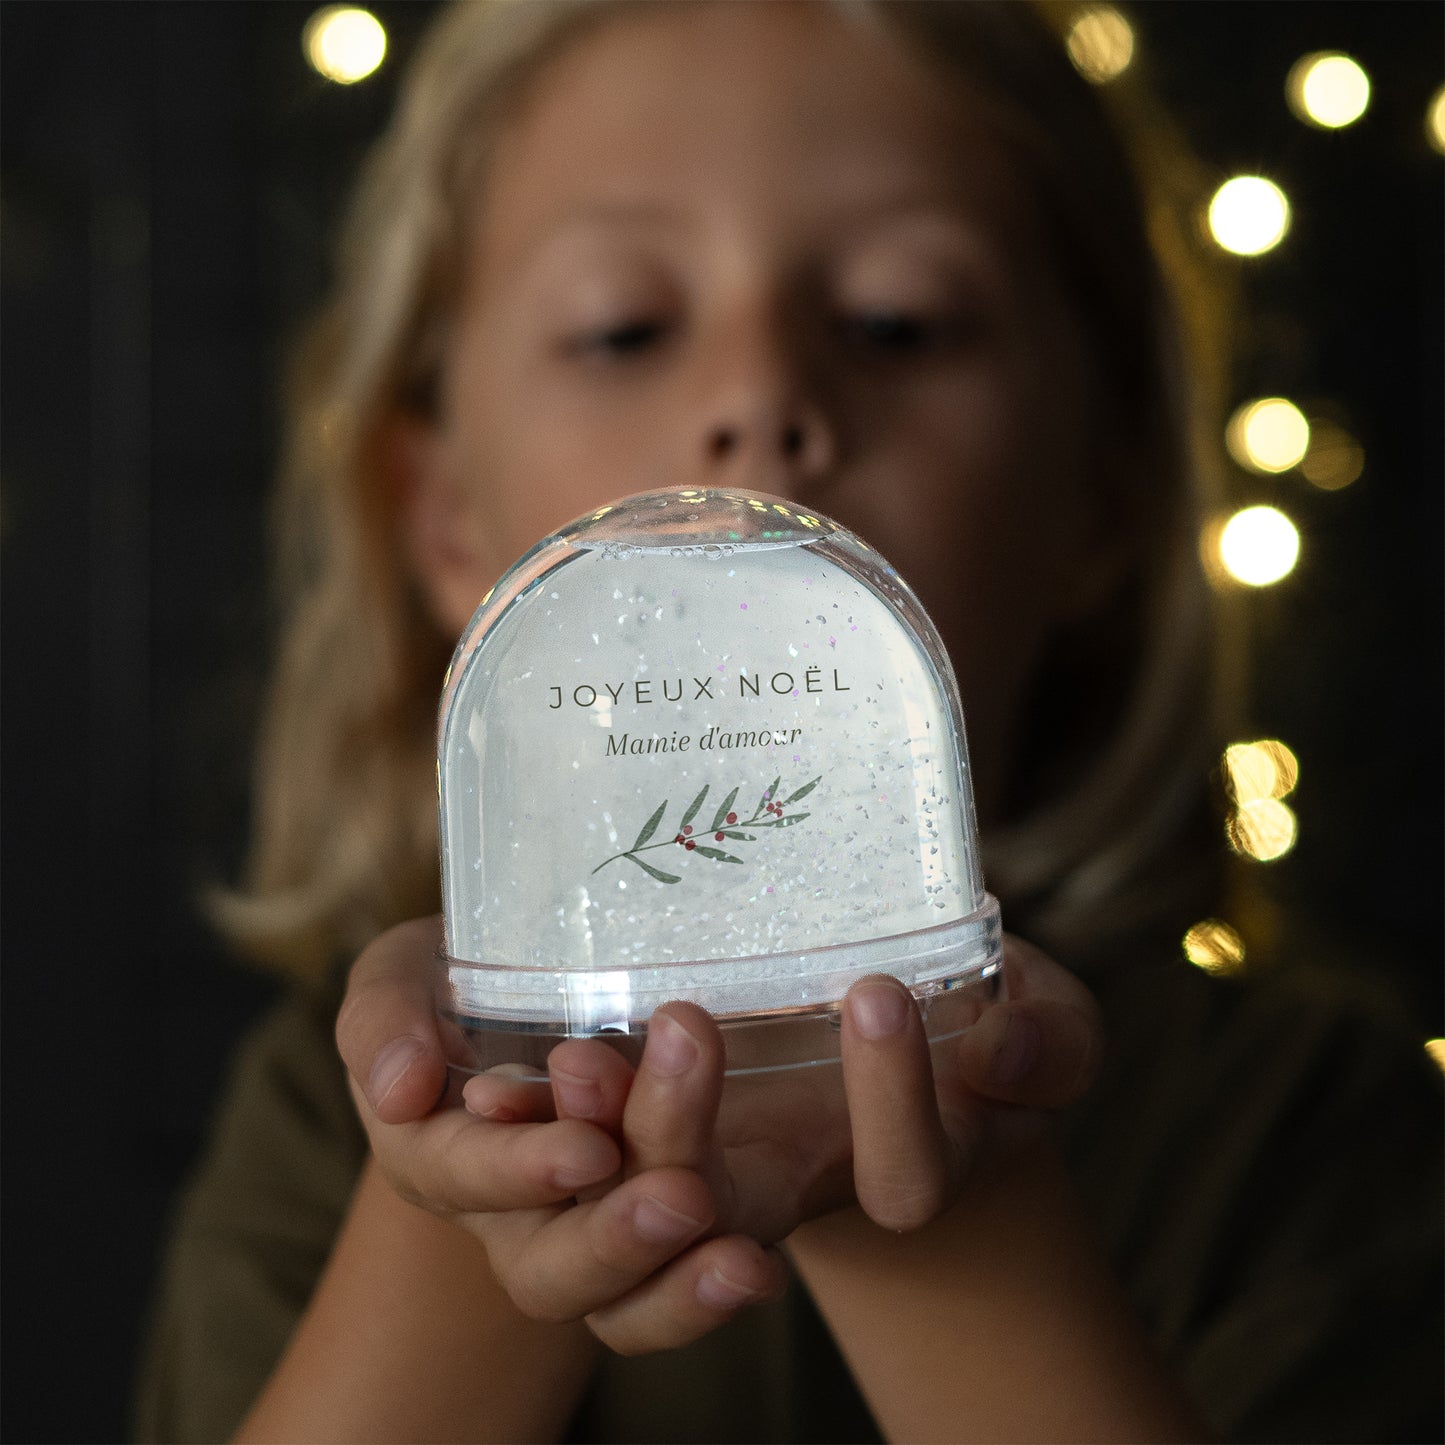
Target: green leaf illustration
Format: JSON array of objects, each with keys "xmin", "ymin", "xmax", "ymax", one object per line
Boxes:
[
  {"xmin": 781, "ymin": 776, "xmax": 821, "ymax": 807},
  {"xmin": 679, "ymin": 785, "xmax": 709, "ymax": 829},
  {"xmin": 593, "ymin": 773, "xmax": 823, "ymax": 883},
  {"xmin": 628, "ymin": 856, "xmax": 681, "ymax": 883},
  {"xmin": 710, "ymin": 785, "xmax": 740, "ymax": 832},
  {"xmin": 757, "ymin": 775, "xmax": 781, "ymax": 816},
  {"xmin": 769, "ymin": 812, "xmax": 810, "ymax": 828},
  {"xmin": 632, "ymin": 798, "xmax": 668, "ymax": 851}
]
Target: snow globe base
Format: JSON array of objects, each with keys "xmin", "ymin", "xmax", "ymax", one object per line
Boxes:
[{"xmin": 436, "ymin": 896, "xmax": 1002, "ymax": 1078}]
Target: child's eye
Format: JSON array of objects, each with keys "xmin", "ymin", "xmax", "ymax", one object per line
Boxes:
[
  {"xmin": 844, "ymin": 311, "xmax": 950, "ymax": 352},
  {"xmin": 577, "ymin": 319, "xmax": 668, "ymax": 357}
]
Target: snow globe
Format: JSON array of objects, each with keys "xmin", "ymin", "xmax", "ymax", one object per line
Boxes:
[{"xmin": 435, "ymin": 487, "xmax": 1002, "ymax": 1076}]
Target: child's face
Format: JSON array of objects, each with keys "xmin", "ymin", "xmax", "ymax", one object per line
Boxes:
[{"xmin": 409, "ymin": 0, "xmax": 1109, "ymax": 818}]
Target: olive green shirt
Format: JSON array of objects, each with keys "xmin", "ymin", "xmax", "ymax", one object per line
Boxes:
[{"xmin": 136, "ymin": 959, "xmax": 1443, "ymax": 1443}]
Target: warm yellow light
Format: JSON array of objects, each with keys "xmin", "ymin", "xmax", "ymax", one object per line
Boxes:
[
  {"xmin": 1065, "ymin": 6, "xmax": 1135, "ymax": 84},
  {"xmin": 1183, "ymin": 919, "xmax": 1246, "ymax": 976},
  {"xmin": 1224, "ymin": 740, "xmax": 1299, "ymax": 804},
  {"xmin": 1208, "ymin": 176, "xmax": 1291, "ymax": 256},
  {"xmin": 1226, "ymin": 397, "xmax": 1311, "ymax": 474},
  {"xmin": 303, "ymin": 5, "xmax": 386, "ymax": 84},
  {"xmin": 1218, "ymin": 505, "xmax": 1300, "ymax": 587},
  {"xmin": 1427, "ymin": 86, "xmax": 1445, "ymax": 155},
  {"xmin": 1300, "ymin": 418, "xmax": 1365, "ymax": 491},
  {"xmin": 1287, "ymin": 52, "xmax": 1371, "ymax": 129},
  {"xmin": 1227, "ymin": 797, "xmax": 1298, "ymax": 862},
  {"xmin": 1427, "ymin": 1040, "xmax": 1445, "ymax": 1072}
]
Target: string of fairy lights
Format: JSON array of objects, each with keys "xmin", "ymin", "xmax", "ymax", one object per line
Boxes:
[
  {"xmin": 1067, "ymin": 5, "xmax": 1440, "ymax": 1002},
  {"xmin": 296, "ymin": 5, "xmax": 1443, "ymax": 1056}
]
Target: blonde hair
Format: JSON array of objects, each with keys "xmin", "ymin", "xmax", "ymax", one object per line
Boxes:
[{"xmin": 218, "ymin": 0, "xmax": 1231, "ymax": 982}]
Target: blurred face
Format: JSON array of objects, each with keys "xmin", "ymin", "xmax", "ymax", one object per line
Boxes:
[{"xmin": 407, "ymin": 0, "xmax": 1106, "ymax": 820}]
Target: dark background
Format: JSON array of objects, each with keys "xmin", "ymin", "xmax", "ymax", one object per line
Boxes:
[{"xmin": 2, "ymin": 4, "xmax": 1440, "ymax": 1441}]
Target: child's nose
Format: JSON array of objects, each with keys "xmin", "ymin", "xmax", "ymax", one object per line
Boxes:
[
  {"xmin": 703, "ymin": 412, "xmax": 832, "ymax": 477},
  {"xmin": 687, "ymin": 320, "xmax": 839, "ymax": 492}
]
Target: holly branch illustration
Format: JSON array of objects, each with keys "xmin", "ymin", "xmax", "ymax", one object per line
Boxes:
[{"xmin": 592, "ymin": 775, "xmax": 821, "ymax": 884}]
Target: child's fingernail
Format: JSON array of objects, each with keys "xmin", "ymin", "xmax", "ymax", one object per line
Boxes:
[
  {"xmin": 553, "ymin": 1160, "xmax": 608, "ymax": 1190},
  {"xmin": 696, "ymin": 1268, "xmax": 761, "ymax": 1310},
  {"xmin": 850, "ymin": 982, "xmax": 909, "ymax": 1040},
  {"xmin": 368, "ymin": 1036, "xmax": 424, "ymax": 1109},
  {"xmin": 551, "ymin": 1067, "xmax": 602, "ymax": 1118},
  {"xmin": 632, "ymin": 1194, "xmax": 706, "ymax": 1243},
  {"xmin": 989, "ymin": 1013, "xmax": 1040, "ymax": 1087},
  {"xmin": 645, "ymin": 1012, "xmax": 699, "ymax": 1078},
  {"xmin": 462, "ymin": 1078, "xmax": 509, "ymax": 1118}
]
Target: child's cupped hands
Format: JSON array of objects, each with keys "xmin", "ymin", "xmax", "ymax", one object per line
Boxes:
[{"xmin": 335, "ymin": 915, "xmax": 1101, "ymax": 1354}]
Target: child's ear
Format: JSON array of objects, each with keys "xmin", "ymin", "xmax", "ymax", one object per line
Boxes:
[{"xmin": 384, "ymin": 411, "xmax": 487, "ymax": 635}]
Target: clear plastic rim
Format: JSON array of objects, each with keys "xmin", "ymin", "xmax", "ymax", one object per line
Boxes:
[
  {"xmin": 436, "ymin": 928, "xmax": 1003, "ymax": 1079},
  {"xmin": 439, "ymin": 895, "xmax": 1002, "ymax": 1034}
]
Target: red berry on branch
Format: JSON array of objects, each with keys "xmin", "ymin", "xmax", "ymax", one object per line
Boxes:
[
  {"xmin": 726, "ymin": 812, "xmax": 737, "ymax": 824},
  {"xmin": 685, "ymin": 839, "xmax": 696, "ymax": 850},
  {"xmin": 715, "ymin": 832, "xmax": 724, "ymax": 841},
  {"xmin": 683, "ymin": 824, "xmax": 693, "ymax": 835},
  {"xmin": 674, "ymin": 834, "xmax": 684, "ymax": 844}
]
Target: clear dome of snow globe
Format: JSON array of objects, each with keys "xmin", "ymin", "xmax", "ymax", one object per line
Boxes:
[{"xmin": 435, "ymin": 487, "xmax": 1002, "ymax": 1076}]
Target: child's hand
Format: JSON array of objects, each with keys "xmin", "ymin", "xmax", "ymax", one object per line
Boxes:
[
  {"xmin": 464, "ymin": 933, "xmax": 1101, "ymax": 1353},
  {"xmin": 335, "ymin": 917, "xmax": 790, "ymax": 1350},
  {"xmin": 337, "ymin": 919, "xmax": 1099, "ymax": 1354}
]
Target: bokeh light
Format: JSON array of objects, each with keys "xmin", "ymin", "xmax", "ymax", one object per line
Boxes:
[
  {"xmin": 1183, "ymin": 919, "xmax": 1246, "ymax": 976},
  {"xmin": 1224, "ymin": 740, "xmax": 1299, "ymax": 804},
  {"xmin": 1427, "ymin": 1040, "xmax": 1445, "ymax": 1073},
  {"xmin": 1287, "ymin": 52, "xmax": 1371, "ymax": 129},
  {"xmin": 303, "ymin": 5, "xmax": 386, "ymax": 84},
  {"xmin": 1227, "ymin": 798, "xmax": 1298, "ymax": 862},
  {"xmin": 1227, "ymin": 397, "xmax": 1311, "ymax": 473},
  {"xmin": 1427, "ymin": 85, "xmax": 1445, "ymax": 155},
  {"xmin": 1218, "ymin": 505, "xmax": 1301, "ymax": 587},
  {"xmin": 1208, "ymin": 176, "xmax": 1291, "ymax": 256},
  {"xmin": 1065, "ymin": 6, "xmax": 1135, "ymax": 84},
  {"xmin": 1300, "ymin": 418, "xmax": 1366, "ymax": 490}
]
